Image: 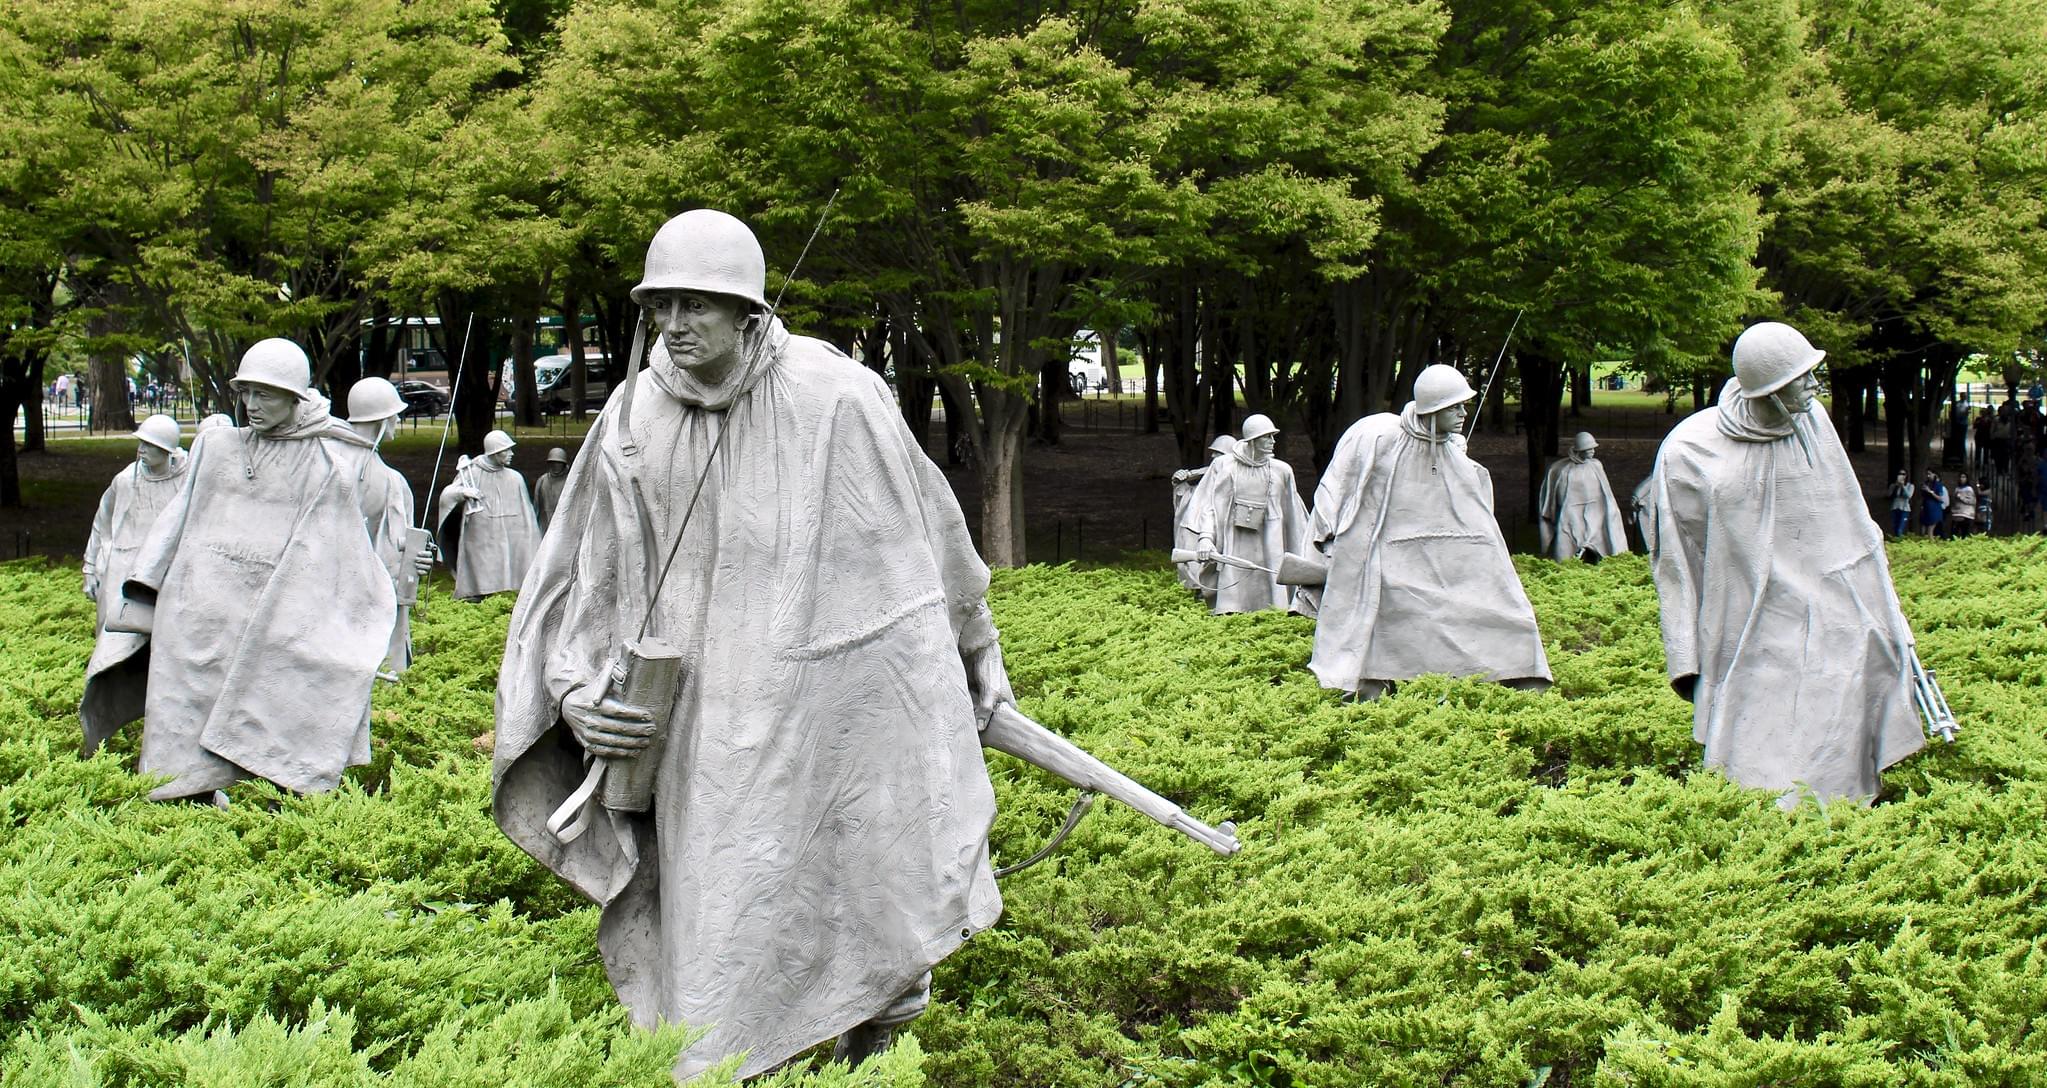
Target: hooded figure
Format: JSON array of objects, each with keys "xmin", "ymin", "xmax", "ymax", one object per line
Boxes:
[
  {"xmin": 119, "ymin": 339, "xmax": 394, "ymax": 800},
  {"xmin": 1172, "ymin": 435, "xmax": 1235, "ymax": 595},
  {"xmin": 1537, "ymin": 431, "xmax": 1630, "ymax": 562},
  {"xmin": 348, "ymin": 377, "xmax": 429, "ymax": 674},
  {"xmin": 436, "ymin": 429, "xmax": 540, "ymax": 599},
  {"xmin": 1307, "ymin": 365, "xmax": 1551, "ymax": 700},
  {"xmin": 534, "ymin": 446, "xmax": 571, "ymax": 532},
  {"xmin": 79, "ymin": 414, "xmax": 189, "ymax": 754},
  {"xmin": 1185, "ymin": 415, "xmax": 1311, "ymax": 613},
  {"xmin": 1648, "ymin": 322, "xmax": 1924, "ymax": 808},
  {"xmin": 492, "ymin": 210, "xmax": 1014, "ymax": 1080}
]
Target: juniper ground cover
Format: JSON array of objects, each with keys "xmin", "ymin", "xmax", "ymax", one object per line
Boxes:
[{"xmin": 1, "ymin": 539, "xmax": 2043, "ymax": 1086}]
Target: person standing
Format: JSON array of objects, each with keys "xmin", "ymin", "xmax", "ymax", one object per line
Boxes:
[
  {"xmin": 1886, "ymin": 472, "xmax": 1914, "ymax": 538},
  {"xmin": 1948, "ymin": 474, "xmax": 1977, "ymax": 538},
  {"xmin": 1646, "ymin": 322, "xmax": 1926, "ymax": 809},
  {"xmin": 1918, "ymin": 471, "xmax": 1947, "ymax": 538}
]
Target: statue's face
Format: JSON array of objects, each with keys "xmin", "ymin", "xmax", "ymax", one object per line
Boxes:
[
  {"xmin": 240, "ymin": 385, "xmax": 298, "ymax": 431},
  {"xmin": 493, "ymin": 448, "xmax": 514, "ymax": 468},
  {"xmin": 549, "ymin": 461, "xmax": 567, "ymax": 475},
  {"xmin": 1246, "ymin": 434, "xmax": 1277, "ymax": 463},
  {"xmin": 1777, "ymin": 369, "xmax": 1820, "ymax": 415},
  {"xmin": 136, "ymin": 441, "xmax": 169, "ymax": 471},
  {"xmin": 1433, "ymin": 401, "xmax": 1468, "ymax": 435},
  {"xmin": 651, "ymin": 290, "xmax": 750, "ymax": 374}
]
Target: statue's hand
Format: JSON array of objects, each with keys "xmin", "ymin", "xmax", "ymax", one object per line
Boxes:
[
  {"xmin": 962, "ymin": 639, "xmax": 1016, "ymax": 726},
  {"xmin": 1195, "ymin": 542, "xmax": 1215, "ymax": 563},
  {"xmin": 562, "ymin": 689, "xmax": 657, "ymax": 758},
  {"xmin": 83, "ymin": 576, "xmax": 98, "ymax": 602},
  {"xmin": 410, "ymin": 549, "xmax": 435, "ymax": 578}
]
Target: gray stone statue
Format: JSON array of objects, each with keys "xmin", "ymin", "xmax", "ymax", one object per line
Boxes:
[
  {"xmin": 1537, "ymin": 431, "xmax": 1629, "ymax": 562},
  {"xmin": 79, "ymin": 414, "xmax": 188, "ymax": 755},
  {"xmin": 1647, "ymin": 321, "xmax": 1925, "ymax": 808},
  {"xmin": 115, "ymin": 339, "xmax": 395, "ymax": 800},
  {"xmin": 1305, "ymin": 364, "xmax": 1551, "ymax": 700},
  {"xmin": 436, "ymin": 429, "xmax": 540, "ymax": 600},
  {"xmin": 1172, "ymin": 434, "xmax": 1234, "ymax": 594},
  {"xmin": 347, "ymin": 377, "xmax": 435, "ymax": 675},
  {"xmin": 1182, "ymin": 415, "xmax": 1310, "ymax": 614},
  {"xmin": 197, "ymin": 413, "xmax": 234, "ymax": 434},
  {"xmin": 534, "ymin": 446, "xmax": 570, "ymax": 533},
  {"xmin": 492, "ymin": 210, "xmax": 1236, "ymax": 1081}
]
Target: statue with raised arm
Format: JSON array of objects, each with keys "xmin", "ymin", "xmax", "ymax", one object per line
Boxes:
[
  {"xmin": 1537, "ymin": 431, "xmax": 1629, "ymax": 562},
  {"xmin": 436, "ymin": 428, "xmax": 540, "ymax": 599},
  {"xmin": 492, "ymin": 210, "xmax": 1235, "ymax": 1081},
  {"xmin": 79, "ymin": 414, "xmax": 188, "ymax": 755},
  {"xmin": 1647, "ymin": 321, "xmax": 1926, "ymax": 808},
  {"xmin": 116, "ymin": 339, "xmax": 394, "ymax": 800},
  {"xmin": 1304, "ymin": 365, "xmax": 1551, "ymax": 700},
  {"xmin": 1181, "ymin": 415, "xmax": 1310, "ymax": 614}
]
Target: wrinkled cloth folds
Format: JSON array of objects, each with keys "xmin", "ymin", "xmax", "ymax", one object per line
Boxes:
[
  {"xmin": 80, "ymin": 452, "xmax": 189, "ymax": 753},
  {"xmin": 1185, "ymin": 449, "xmax": 1310, "ymax": 613},
  {"xmin": 1537, "ymin": 454, "xmax": 1629, "ymax": 560}
]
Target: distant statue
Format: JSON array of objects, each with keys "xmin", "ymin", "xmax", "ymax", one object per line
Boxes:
[
  {"xmin": 1305, "ymin": 365, "xmax": 1551, "ymax": 700},
  {"xmin": 115, "ymin": 339, "xmax": 395, "ymax": 801},
  {"xmin": 491, "ymin": 209, "xmax": 1235, "ymax": 1081},
  {"xmin": 534, "ymin": 446, "xmax": 571, "ymax": 532},
  {"xmin": 347, "ymin": 377, "xmax": 435, "ymax": 675},
  {"xmin": 1647, "ymin": 321, "xmax": 1926, "ymax": 808},
  {"xmin": 79, "ymin": 414, "xmax": 188, "ymax": 755},
  {"xmin": 436, "ymin": 429, "xmax": 540, "ymax": 600},
  {"xmin": 1172, "ymin": 434, "xmax": 1235, "ymax": 594},
  {"xmin": 1537, "ymin": 431, "xmax": 1629, "ymax": 562},
  {"xmin": 1182, "ymin": 415, "xmax": 1310, "ymax": 614}
]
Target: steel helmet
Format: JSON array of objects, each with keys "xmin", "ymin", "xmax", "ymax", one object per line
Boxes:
[
  {"xmin": 482, "ymin": 429, "xmax": 516, "ymax": 456},
  {"xmin": 133, "ymin": 414, "xmax": 181, "ymax": 452},
  {"xmin": 1240, "ymin": 414, "xmax": 1280, "ymax": 443},
  {"xmin": 1412, "ymin": 364, "xmax": 1477, "ymax": 415},
  {"xmin": 630, "ymin": 209, "xmax": 769, "ymax": 310},
  {"xmin": 197, "ymin": 413, "xmax": 234, "ymax": 434},
  {"xmin": 1207, "ymin": 434, "xmax": 1237, "ymax": 456},
  {"xmin": 1732, "ymin": 321, "xmax": 1825, "ymax": 398},
  {"xmin": 231, "ymin": 338, "xmax": 312, "ymax": 396},
  {"xmin": 346, "ymin": 377, "xmax": 406, "ymax": 423},
  {"xmin": 545, "ymin": 447, "xmax": 569, "ymax": 465},
  {"xmin": 1572, "ymin": 431, "xmax": 1598, "ymax": 453}
]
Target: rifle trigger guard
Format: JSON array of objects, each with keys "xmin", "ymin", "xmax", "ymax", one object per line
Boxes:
[{"xmin": 994, "ymin": 790, "xmax": 1098, "ymax": 879}]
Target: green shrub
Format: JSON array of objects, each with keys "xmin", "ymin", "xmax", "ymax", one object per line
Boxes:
[{"xmin": 3, "ymin": 539, "xmax": 2044, "ymax": 1086}]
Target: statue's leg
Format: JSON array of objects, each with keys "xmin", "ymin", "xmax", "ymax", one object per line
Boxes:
[
  {"xmin": 1350, "ymin": 679, "xmax": 1391, "ymax": 703},
  {"xmin": 832, "ymin": 972, "xmax": 932, "ymax": 1066}
]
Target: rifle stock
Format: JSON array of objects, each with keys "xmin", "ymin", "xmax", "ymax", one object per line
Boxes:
[{"xmin": 981, "ymin": 703, "xmax": 1240, "ymax": 856}]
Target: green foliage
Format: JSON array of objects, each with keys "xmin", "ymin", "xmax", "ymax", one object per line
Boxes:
[{"xmin": 4, "ymin": 540, "xmax": 2047, "ymax": 1085}]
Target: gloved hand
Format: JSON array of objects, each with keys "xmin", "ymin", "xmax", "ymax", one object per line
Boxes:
[
  {"xmin": 83, "ymin": 576, "xmax": 99, "ymax": 601},
  {"xmin": 962, "ymin": 639, "xmax": 1016, "ymax": 725},
  {"xmin": 1195, "ymin": 542, "xmax": 1215, "ymax": 563},
  {"xmin": 561, "ymin": 688, "xmax": 658, "ymax": 759}
]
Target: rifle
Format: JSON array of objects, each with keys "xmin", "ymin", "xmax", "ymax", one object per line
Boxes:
[
  {"xmin": 1910, "ymin": 650, "xmax": 1959, "ymax": 744},
  {"xmin": 983, "ymin": 703, "xmax": 1240, "ymax": 861},
  {"xmin": 1274, "ymin": 550, "xmax": 1328, "ymax": 587},
  {"xmin": 1169, "ymin": 547, "xmax": 1275, "ymax": 575}
]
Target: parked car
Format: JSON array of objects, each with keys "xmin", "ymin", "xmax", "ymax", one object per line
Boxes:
[
  {"xmin": 395, "ymin": 380, "xmax": 449, "ymax": 418},
  {"xmin": 502, "ymin": 352, "xmax": 611, "ymax": 414}
]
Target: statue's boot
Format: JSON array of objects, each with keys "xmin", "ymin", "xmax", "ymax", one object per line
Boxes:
[{"xmin": 831, "ymin": 971, "xmax": 932, "ymax": 1067}]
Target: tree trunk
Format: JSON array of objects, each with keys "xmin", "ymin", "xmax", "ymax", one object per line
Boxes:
[
  {"xmin": 511, "ymin": 301, "xmax": 541, "ymax": 427},
  {"xmin": 1141, "ymin": 335, "xmax": 1160, "ymax": 433},
  {"xmin": 1036, "ymin": 354, "xmax": 1066, "ymax": 445},
  {"xmin": 1519, "ymin": 348, "xmax": 1565, "ymax": 520},
  {"xmin": 1570, "ymin": 364, "xmax": 1592, "ymax": 415},
  {"xmin": 979, "ymin": 396, "xmax": 1029, "ymax": 566},
  {"xmin": 563, "ymin": 287, "xmax": 590, "ymax": 423},
  {"xmin": 20, "ymin": 353, "xmax": 45, "ymax": 453},
  {"xmin": 432, "ymin": 299, "xmax": 497, "ymax": 455},
  {"xmin": 1102, "ymin": 331, "xmax": 1122, "ymax": 395}
]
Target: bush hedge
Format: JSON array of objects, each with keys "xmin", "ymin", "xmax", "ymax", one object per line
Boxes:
[{"xmin": 2, "ymin": 538, "xmax": 2043, "ymax": 1086}]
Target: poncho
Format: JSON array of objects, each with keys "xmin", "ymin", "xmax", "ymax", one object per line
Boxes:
[
  {"xmin": 534, "ymin": 469, "xmax": 566, "ymax": 533},
  {"xmin": 493, "ymin": 322, "xmax": 1002, "ymax": 1080},
  {"xmin": 358, "ymin": 455, "xmax": 416, "ymax": 673},
  {"xmin": 1307, "ymin": 407, "xmax": 1551, "ymax": 694},
  {"xmin": 1649, "ymin": 382, "xmax": 1924, "ymax": 807},
  {"xmin": 1537, "ymin": 453, "xmax": 1630, "ymax": 561},
  {"xmin": 1184, "ymin": 447, "xmax": 1310, "ymax": 613},
  {"xmin": 79, "ymin": 451, "xmax": 189, "ymax": 754},
  {"xmin": 123, "ymin": 399, "xmax": 395, "ymax": 800},
  {"xmin": 438, "ymin": 456, "xmax": 539, "ymax": 599},
  {"xmin": 1170, "ymin": 466, "xmax": 1211, "ymax": 592}
]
